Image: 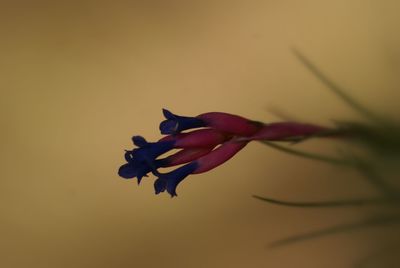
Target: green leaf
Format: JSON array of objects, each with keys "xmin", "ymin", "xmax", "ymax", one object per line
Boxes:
[
  {"xmin": 292, "ymin": 49, "xmax": 383, "ymax": 123},
  {"xmin": 252, "ymin": 195, "xmax": 395, "ymax": 208}
]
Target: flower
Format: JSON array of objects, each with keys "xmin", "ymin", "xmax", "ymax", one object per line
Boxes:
[
  {"xmin": 119, "ymin": 109, "xmax": 330, "ymax": 196},
  {"xmin": 118, "ymin": 136, "xmax": 175, "ymax": 183},
  {"xmin": 161, "ymin": 128, "xmax": 229, "ymax": 148},
  {"xmin": 160, "ymin": 109, "xmax": 263, "ymax": 136},
  {"xmin": 154, "ymin": 162, "xmax": 198, "ymax": 196},
  {"xmin": 159, "ymin": 109, "xmax": 206, "ymax": 135},
  {"xmin": 156, "ymin": 147, "xmax": 214, "ymax": 167},
  {"xmin": 118, "ymin": 129, "xmax": 229, "ymax": 183},
  {"xmin": 154, "ymin": 139, "xmax": 248, "ymax": 196}
]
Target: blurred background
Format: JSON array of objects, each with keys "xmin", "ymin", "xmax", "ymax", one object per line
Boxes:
[{"xmin": 1, "ymin": 1, "xmax": 400, "ymax": 267}]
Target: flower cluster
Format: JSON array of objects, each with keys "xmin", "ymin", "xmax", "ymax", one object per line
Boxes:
[{"xmin": 118, "ymin": 109, "xmax": 328, "ymax": 197}]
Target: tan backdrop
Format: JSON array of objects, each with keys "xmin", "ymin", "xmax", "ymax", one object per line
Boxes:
[{"xmin": 1, "ymin": 1, "xmax": 400, "ymax": 267}]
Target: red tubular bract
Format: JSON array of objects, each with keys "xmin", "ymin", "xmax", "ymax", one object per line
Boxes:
[
  {"xmin": 161, "ymin": 147, "xmax": 214, "ymax": 167},
  {"xmin": 249, "ymin": 122, "xmax": 327, "ymax": 141},
  {"xmin": 198, "ymin": 112, "xmax": 263, "ymax": 137},
  {"xmin": 193, "ymin": 140, "xmax": 248, "ymax": 174}
]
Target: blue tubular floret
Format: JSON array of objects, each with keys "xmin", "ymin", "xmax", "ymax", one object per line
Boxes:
[{"xmin": 159, "ymin": 109, "xmax": 206, "ymax": 135}]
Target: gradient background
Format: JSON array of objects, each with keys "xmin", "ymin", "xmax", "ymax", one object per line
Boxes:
[{"xmin": 1, "ymin": 1, "xmax": 400, "ymax": 267}]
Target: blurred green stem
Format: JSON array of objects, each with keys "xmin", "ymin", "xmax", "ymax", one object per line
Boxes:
[
  {"xmin": 261, "ymin": 141, "xmax": 398, "ymax": 196},
  {"xmin": 252, "ymin": 195, "xmax": 400, "ymax": 208},
  {"xmin": 292, "ymin": 49, "xmax": 383, "ymax": 123}
]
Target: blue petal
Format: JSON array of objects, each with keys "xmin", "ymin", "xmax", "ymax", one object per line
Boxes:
[
  {"xmin": 119, "ymin": 138, "xmax": 176, "ymax": 183},
  {"xmin": 154, "ymin": 178, "xmax": 166, "ymax": 194},
  {"xmin": 162, "ymin": 108, "xmax": 176, "ymax": 119},
  {"xmin": 159, "ymin": 120, "xmax": 179, "ymax": 135},
  {"xmin": 132, "ymin": 136, "xmax": 148, "ymax": 147},
  {"xmin": 118, "ymin": 163, "xmax": 137, "ymax": 179},
  {"xmin": 124, "ymin": 150, "xmax": 133, "ymax": 162},
  {"xmin": 118, "ymin": 162, "xmax": 152, "ymax": 184},
  {"xmin": 129, "ymin": 141, "xmax": 175, "ymax": 165},
  {"xmin": 135, "ymin": 164, "xmax": 152, "ymax": 184},
  {"xmin": 159, "ymin": 109, "xmax": 206, "ymax": 135},
  {"xmin": 155, "ymin": 162, "xmax": 198, "ymax": 197},
  {"xmin": 147, "ymin": 141, "xmax": 175, "ymax": 158}
]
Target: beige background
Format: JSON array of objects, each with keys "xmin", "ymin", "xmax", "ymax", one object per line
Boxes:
[{"xmin": 1, "ymin": 1, "xmax": 400, "ymax": 267}]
